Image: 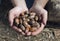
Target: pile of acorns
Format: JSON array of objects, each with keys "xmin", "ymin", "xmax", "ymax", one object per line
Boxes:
[{"xmin": 13, "ymin": 11, "xmax": 41, "ymax": 34}]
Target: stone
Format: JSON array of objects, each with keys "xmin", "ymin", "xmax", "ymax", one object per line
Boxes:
[
  {"xmin": 46, "ymin": 0, "xmax": 60, "ymax": 22},
  {"xmin": 53, "ymin": 29, "xmax": 60, "ymax": 39}
]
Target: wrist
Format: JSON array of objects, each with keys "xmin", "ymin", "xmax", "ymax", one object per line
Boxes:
[
  {"xmin": 33, "ymin": 0, "xmax": 49, "ymax": 8},
  {"xmin": 14, "ymin": 6, "xmax": 28, "ymax": 11},
  {"xmin": 32, "ymin": 4, "xmax": 43, "ymax": 8},
  {"xmin": 32, "ymin": 2, "xmax": 44, "ymax": 8},
  {"xmin": 11, "ymin": 0, "xmax": 27, "ymax": 8}
]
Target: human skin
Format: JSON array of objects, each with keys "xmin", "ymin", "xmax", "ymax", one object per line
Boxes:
[
  {"xmin": 33, "ymin": 0, "xmax": 49, "ymax": 8},
  {"xmin": 9, "ymin": 0, "xmax": 28, "ymax": 35},
  {"xmin": 9, "ymin": 0, "xmax": 48, "ymax": 35},
  {"xmin": 27, "ymin": 0, "xmax": 49, "ymax": 35}
]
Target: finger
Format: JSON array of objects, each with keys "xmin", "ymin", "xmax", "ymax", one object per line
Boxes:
[
  {"xmin": 32, "ymin": 32, "xmax": 37, "ymax": 36},
  {"xmin": 31, "ymin": 29, "xmax": 39, "ymax": 36},
  {"xmin": 9, "ymin": 13, "xmax": 15, "ymax": 26},
  {"xmin": 12, "ymin": 26, "xmax": 25, "ymax": 35},
  {"xmin": 31, "ymin": 23, "xmax": 45, "ymax": 36},
  {"xmin": 41, "ymin": 10, "xmax": 48, "ymax": 25},
  {"xmin": 15, "ymin": 7, "xmax": 28, "ymax": 17},
  {"xmin": 26, "ymin": 32, "xmax": 31, "ymax": 36}
]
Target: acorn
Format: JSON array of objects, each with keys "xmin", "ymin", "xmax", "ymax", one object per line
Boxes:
[
  {"xmin": 30, "ymin": 22, "xmax": 40, "ymax": 32},
  {"xmin": 19, "ymin": 19, "xmax": 22, "ymax": 24},
  {"xmin": 28, "ymin": 19, "xmax": 35, "ymax": 25},
  {"xmin": 35, "ymin": 22, "xmax": 40, "ymax": 28},
  {"xmin": 13, "ymin": 11, "xmax": 41, "ymax": 35},
  {"xmin": 20, "ymin": 12, "xmax": 25, "ymax": 16},
  {"xmin": 26, "ymin": 18, "xmax": 30, "ymax": 22},
  {"xmin": 22, "ymin": 17, "xmax": 26, "ymax": 21},
  {"xmin": 34, "ymin": 16, "xmax": 38, "ymax": 21},
  {"xmin": 18, "ymin": 24, "xmax": 25, "ymax": 31},
  {"xmin": 29, "ymin": 12, "xmax": 36, "ymax": 18},
  {"xmin": 13, "ymin": 17, "xmax": 20, "ymax": 27},
  {"xmin": 32, "ymin": 22, "xmax": 40, "ymax": 28},
  {"xmin": 15, "ymin": 17, "xmax": 19, "ymax": 24},
  {"xmin": 24, "ymin": 14, "xmax": 28, "ymax": 18},
  {"xmin": 23, "ymin": 21, "xmax": 31, "ymax": 33},
  {"xmin": 24, "ymin": 11, "xmax": 29, "ymax": 14},
  {"xmin": 30, "ymin": 27, "xmax": 37, "ymax": 32},
  {"xmin": 30, "ymin": 12, "xmax": 36, "ymax": 16}
]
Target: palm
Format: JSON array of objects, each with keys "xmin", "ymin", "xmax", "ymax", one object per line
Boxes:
[
  {"xmin": 9, "ymin": 6, "xmax": 28, "ymax": 35},
  {"xmin": 29, "ymin": 6, "xmax": 48, "ymax": 35}
]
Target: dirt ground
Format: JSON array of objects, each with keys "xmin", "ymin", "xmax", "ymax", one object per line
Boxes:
[{"xmin": 0, "ymin": 21, "xmax": 58, "ymax": 41}]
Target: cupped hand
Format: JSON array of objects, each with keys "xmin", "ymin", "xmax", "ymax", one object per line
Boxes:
[
  {"xmin": 29, "ymin": 6, "xmax": 48, "ymax": 36},
  {"xmin": 9, "ymin": 6, "xmax": 28, "ymax": 35}
]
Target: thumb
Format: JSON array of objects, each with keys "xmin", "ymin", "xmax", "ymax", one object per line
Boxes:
[
  {"xmin": 9, "ymin": 13, "xmax": 15, "ymax": 26},
  {"xmin": 29, "ymin": 7, "xmax": 34, "ymax": 12},
  {"xmin": 42, "ymin": 10, "xmax": 48, "ymax": 25}
]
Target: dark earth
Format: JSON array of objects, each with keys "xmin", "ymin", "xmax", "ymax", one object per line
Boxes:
[{"xmin": 0, "ymin": 0, "xmax": 60, "ymax": 41}]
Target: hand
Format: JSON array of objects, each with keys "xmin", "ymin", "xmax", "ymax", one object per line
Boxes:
[
  {"xmin": 9, "ymin": 6, "xmax": 28, "ymax": 35},
  {"xmin": 29, "ymin": 6, "xmax": 48, "ymax": 36}
]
